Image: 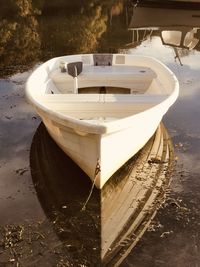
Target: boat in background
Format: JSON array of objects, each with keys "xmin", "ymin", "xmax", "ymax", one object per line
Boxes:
[
  {"xmin": 128, "ymin": 6, "xmax": 200, "ymax": 51},
  {"xmin": 26, "ymin": 54, "xmax": 179, "ymax": 188},
  {"xmin": 134, "ymin": 0, "xmax": 200, "ymax": 9}
]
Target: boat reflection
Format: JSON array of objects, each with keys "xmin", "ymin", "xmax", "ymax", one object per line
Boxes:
[
  {"xmin": 30, "ymin": 122, "xmax": 174, "ymax": 266},
  {"xmin": 160, "ymin": 28, "xmax": 199, "ymax": 50},
  {"xmin": 128, "ymin": 5, "xmax": 200, "ymax": 59},
  {"xmin": 102, "ymin": 123, "xmax": 174, "ymax": 266},
  {"xmin": 30, "ymin": 123, "xmax": 101, "ymax": 266}
]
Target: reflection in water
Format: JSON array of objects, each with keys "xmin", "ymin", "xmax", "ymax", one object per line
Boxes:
[
  {"xmin": 0, "ymin": 0, "xmax": 41, "ymax": 76},
  {"xmin": 128, "ymin": 5, "xmax": 200, "ymax": 63},
  {"xmin": 2, "ymin": 1, "xmax": 200, "ymax": 77},
  {"xmin": 0, "ymin": 0, "xmax": 130, "ymax": 77},
  {"xmin": 102, "ymin": 123, "xmax": 174, "ymax": 267},
  {"xmin": 30, "ymin": 122, "xmax": 174, "ymax": 266},
  {"xmin": 30, "ymin": 123, "xmax": 101, "ymax": 266},
  {"xmin": 40, "ymin": 5, "xmax": 107, "ymax": 57}
]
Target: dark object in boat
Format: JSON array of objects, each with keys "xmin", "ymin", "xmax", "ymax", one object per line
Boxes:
[{"xmin": 67, "ymin": 61, "xmax": 83, "ymax": 77}]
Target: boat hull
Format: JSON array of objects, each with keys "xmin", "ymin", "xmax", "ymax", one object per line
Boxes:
[{"xmin": 37, "ymin": 96, "xmax": 172, "ymax": 188}]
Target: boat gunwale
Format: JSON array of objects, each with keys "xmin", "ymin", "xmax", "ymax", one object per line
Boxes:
[{"xmin": 26, "ymin": 54, "xmax": 179, "ymax": 135}]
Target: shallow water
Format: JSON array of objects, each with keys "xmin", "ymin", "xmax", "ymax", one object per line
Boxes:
[{"xmin": 1, "ymin": 1, "xmax": 200, "ymax": 266}]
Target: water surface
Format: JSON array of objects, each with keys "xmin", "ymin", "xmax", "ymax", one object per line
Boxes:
[{"xmin": 1, "ymin": 1, "xmax": 200, "ymax": 266}]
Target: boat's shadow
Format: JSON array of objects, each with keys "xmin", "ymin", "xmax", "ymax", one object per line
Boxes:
[{"xmin": 30, "ymin": 122, "xmax": 174, "ymax": 267}]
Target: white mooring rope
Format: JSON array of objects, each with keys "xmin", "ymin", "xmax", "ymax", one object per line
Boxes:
[{"xmin": 81, "ymin": 159, "xmax": 101, "ymax": 211}]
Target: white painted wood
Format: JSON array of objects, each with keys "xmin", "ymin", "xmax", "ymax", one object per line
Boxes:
[{"xmin": 26, "ymin": 54, "xmax": 179, "ymax": 188}]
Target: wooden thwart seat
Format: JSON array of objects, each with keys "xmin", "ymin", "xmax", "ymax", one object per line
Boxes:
[
  {"xmin": 36, "ymin": 94, "xmax": 167, "ymax": 119},
  {"xmin": 37, "ymin": 94, "xmax": 167, "ymax": 103},
  {"xmin": 50, "ymin": 66, "xmax": 157, "ymax": 83}
]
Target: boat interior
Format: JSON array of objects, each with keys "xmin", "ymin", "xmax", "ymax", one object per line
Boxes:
[
  {"xmin": 48, "ymin": 58, "xmax": 159, "ymax": 95},
  {"xmin": 35, "ymin": 54, "xmax": 173, "ymax": 121}
]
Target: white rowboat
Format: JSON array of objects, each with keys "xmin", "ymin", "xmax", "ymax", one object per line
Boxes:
[{"xmin": 26, "ymin": 54, "xmax": 179, "ymax": 189}]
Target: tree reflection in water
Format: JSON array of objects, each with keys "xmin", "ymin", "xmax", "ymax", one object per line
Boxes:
[
  {"xmin": 0, "ymin": 0, "xmax": 127, "ymax": 77},
  {"xmin": 0, "ymin": 0, "xmax": 41, "ymax": 76}
]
